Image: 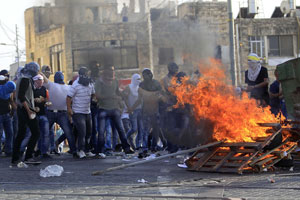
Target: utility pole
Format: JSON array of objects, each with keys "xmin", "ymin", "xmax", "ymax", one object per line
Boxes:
[
  {"xmin": 147, "ymin": 0, "xmax": 154, "ymax": 75},
  {"xmin": 227, "ymin": 0, "xmax": 236, "ymax": 86},
  {"xmin": 15, "ymin": 24, "xmax": 20, "ymax": 68}
]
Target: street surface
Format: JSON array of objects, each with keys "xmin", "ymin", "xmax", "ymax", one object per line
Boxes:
[{"xmin": 0, "ymin": 152, "xmax": 300, "ymax": 200}]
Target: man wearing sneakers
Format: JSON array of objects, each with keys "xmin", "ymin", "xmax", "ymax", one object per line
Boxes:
[
  {"xmin": 41, "ymin": 71, "xmax": 77, "ymax": 158},
  {"xmin": 12, "ymin": 62, "xmax": 41, "ymax": 166},
  {"xmin": 67, "ymin": 67, "xmax": 95, "ymax": 158}
]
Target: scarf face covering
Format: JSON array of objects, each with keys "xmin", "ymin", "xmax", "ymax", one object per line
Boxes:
[
  {"xmin": 129, "ymin": 73, "xmax": 141, "ymax": 97},
  {"xmin": 78, "ymin": 74, "xmax": 91, "ymax": 86},
  {"xmin": 247, "ymin": 61, "xmax": 261, "ymax": 82}
]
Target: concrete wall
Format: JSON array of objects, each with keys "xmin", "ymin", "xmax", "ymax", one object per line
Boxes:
[{"xmin": 235, "ymin": 18, "xmax": 298, "ymax": 85}]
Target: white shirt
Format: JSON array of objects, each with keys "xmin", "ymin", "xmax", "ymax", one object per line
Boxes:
[
  {"xmin": 44, "ymin": 81, "xmax": 70, "ymax": 111},
  {"xmin": 67, "ymin": 79, "xmax": 95, "ymax": 114}
]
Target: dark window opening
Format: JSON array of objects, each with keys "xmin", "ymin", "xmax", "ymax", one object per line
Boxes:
[{"xmin": 159, "ymin": 48, "xmax": 174, "ymax": 65}]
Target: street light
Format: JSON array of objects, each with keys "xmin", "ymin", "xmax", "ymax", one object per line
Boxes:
[{"xmin": 0, "ymin": 43, "xmax": 15, "ymax": 46}]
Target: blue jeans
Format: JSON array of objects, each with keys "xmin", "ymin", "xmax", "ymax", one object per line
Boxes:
[
  {"xmin": 37, "ymin": 115, "xmax": 50, "ymax": 154},
  {"xmin": 142, "ymin": 113, "xmax": 160, "ymax": 151},
  {"xmin": 105, "ymin": 119, "xmax": 118, "ymax": 151},
  {"xmin": 126, "ymin": 109, "xmax": 143, "ymax": 149},
  {"xmin": 72, "ymin": 113, "xmax": 92, "ymax": 152},
  {"xmin": 47, "ymin": 111, "xmax": 76, "ymax": 153},
  {"xmin": 97, "ymin": 109, "xmax": 130, "ymax": 153},
  {"xmin": 0, "ymin": 113, "xmax": 14, "ymax": 154},
  {"xmin": 90, "ymin": 106, "xmax": 98, "ymax": 151}
]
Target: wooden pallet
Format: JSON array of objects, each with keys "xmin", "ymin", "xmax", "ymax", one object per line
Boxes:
[{"xmin": 185, "ymin": 127, "xmax": 298, "ymax": 174}]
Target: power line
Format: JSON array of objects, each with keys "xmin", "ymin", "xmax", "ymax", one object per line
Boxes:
[{"xmin": 0, "ymin": 23, "xmax": 14, "ymax": 42}]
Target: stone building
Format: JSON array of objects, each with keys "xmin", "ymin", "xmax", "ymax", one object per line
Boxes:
[
  {"xmin": 24, "ymin": 0, "xmax": 218, "ymax": 81},
  {"xmin": 178, "ymin": 1, "xmax": 300, "ymax": 86}
]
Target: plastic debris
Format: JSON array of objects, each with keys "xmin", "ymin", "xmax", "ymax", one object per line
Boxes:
[
  {"xmin": 263, "ymin": 168, "xmax": 268, "ymax": 172},
  {"xmin": 283, "ymin": 151, "xmax": 288, "ymax": 157},
  {"xmin": 137, "ymin": 179, "xmax": 148, "ymax": 183},
  {"xmin": 18, "ymin": 162, "xmax": 29, "ymax": 168},
  {"xmin": 289, "ymin": 167, "xmax": 294, "ymax": 172},
  {"xmin": 267, "ymin": 177, "xmax": 275, "ymax": 183},
  {"xmin": 40, "ymin": 165, "xmax": 64, "ymax": 178},
  {"xmin": 144, "ymin": 154, "xmax": 156, "ymax": 160},
  {"xmin": 177, "ymin": 163, "xmax": 188, "ymax": 168}
]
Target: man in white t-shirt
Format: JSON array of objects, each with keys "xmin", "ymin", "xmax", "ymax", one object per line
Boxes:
[
  {"xmin": 67, "ymin": 67, "xmax": 95, "ymax": 158},
  {"xmin": 41, "ymin": 71, "xmax": 77, "ymax": 157}
]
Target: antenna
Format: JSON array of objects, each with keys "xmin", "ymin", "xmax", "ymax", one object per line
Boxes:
[{"xmin": 280, "ymin": 0, "xmax": 291, "ymax": 15}]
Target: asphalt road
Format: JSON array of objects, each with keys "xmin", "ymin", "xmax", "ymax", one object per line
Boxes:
[{"xmin": 0, "ymin": 152, "xmax": 300, "ymax": 200}]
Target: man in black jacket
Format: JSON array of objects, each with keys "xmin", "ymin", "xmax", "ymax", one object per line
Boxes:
[{"xmin": 11, "ymin": 62, "xmax": 41, "ymax": 166}]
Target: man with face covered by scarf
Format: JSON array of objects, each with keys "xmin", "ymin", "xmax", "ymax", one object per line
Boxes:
[
  {"xmin": 12, "ymin": 62, "xmax": 41, "ymax": 165},
  {"xmin": 245, "ymin": 53, "xmax": 269, "ymax": 107},
  {"xmin": 94, "ymin": 66, "xmax": 133, "ymax": 157},
  {"xmin": 67, "ymin": 67, "xmax": 95, "ymax": 158},
  {"xmin": 122, "ymin": 74, "xmax": 143, "ymax": 150},
  {"xmin": 130, "ymin": 69, "xmax": 163, "ymax": 153}
]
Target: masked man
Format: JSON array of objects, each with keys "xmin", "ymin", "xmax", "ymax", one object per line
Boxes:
[
  {"xmin": 12, "ymin": 62, "xmax": 41, "ymax": 165},
  {"xmin": 245, "ymin": 53, "xmax": 269, "ymax": 107},
  {"xmin": 67, "ymin": 67, "xmax": 95, "ymax": 158}
]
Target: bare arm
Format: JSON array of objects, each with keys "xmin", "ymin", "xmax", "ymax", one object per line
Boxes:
[
  {"xmin": 66, "ymin": 96, "xmax": 73, "ymax": 117},
  {"xmin": 40, "ymin": 72, "xmax": 49, "ymax": 84}
]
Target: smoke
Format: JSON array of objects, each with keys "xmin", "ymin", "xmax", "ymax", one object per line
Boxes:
[{"xmin": 152, "ymin": 18, "xmax": 217, "ymax": 74}]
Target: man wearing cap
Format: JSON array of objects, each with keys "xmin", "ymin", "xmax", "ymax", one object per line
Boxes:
[
  {"xmin": 41, "ymin": 71, "xmax": 77, "ymax": 158},
  {"xmin": 245, "ymin": 53, "xmax": 269, "ymax": 107},
  {"xmin": 67, "ymin": 67, "xmax": 95, "ymax": 158},
  {"xmin": 0, "ymin": 76, "xmax": 16, "ymax": 156},
  {"xmin": 32, "ymin": 74, "xmax": 51, "ymax": 159},
  {"xmin": 12, "ymin": 62, "xmax": 41, "ymax": 165}
]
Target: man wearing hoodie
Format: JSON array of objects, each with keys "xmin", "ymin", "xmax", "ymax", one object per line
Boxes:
[
  {"xmin": 41, "ymin": 71, "xmax": 77, "ymax": 158},
  {"xmin": 123, "ymin": 74, "xmax": 143, "ymax": 150},
  {"xmin": 0, "ymin": 76, "xmax": 16, "ymax": 156},
  {"xmin": 12, "ymin": 62, "xmax": 41, "ymax": 165}
]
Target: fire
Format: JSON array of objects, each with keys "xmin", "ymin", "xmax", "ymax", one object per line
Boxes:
[{"xmin": 170, "ymin": 58, "xmax": 278, "ymax": 143}]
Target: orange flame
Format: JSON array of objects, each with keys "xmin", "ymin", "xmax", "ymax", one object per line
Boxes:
[{"xmin": 170, "ymin": 58, "xmax": 277, "ymax": 143}]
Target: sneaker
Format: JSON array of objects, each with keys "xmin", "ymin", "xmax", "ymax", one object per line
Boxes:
[
  {"xmin": 10, "ymin": 161, "xmax": 28, "ymax": 168},
  {"xmin": 97, "ymin": 153, "xmax": 106, "ymax": 159},
  {"xmin": 24, "ymin": 157, "xmax": 42, "ymax": 165},
  {"xmin": 86, "ymin": 152, "xmax": 96, "ymax": 157},
  {"xmin": 125, "ymin": 148, "xmax": 135, "ymax": 154},
  {"xmin": 77, "ymin": 150, "xmax": 86, "ymax": 159},
  {"xmin": 104, "ymin": 151, "xmax": 113, "ymax": 156}
]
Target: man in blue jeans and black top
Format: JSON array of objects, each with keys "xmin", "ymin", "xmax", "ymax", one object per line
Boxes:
[
  {"xmin": 12, "ymin": 62, "xmax": 41, "ymax": 165},
  {"xmin": 94, "ymin": 66, "xmax": 134, "ymax": 157}
]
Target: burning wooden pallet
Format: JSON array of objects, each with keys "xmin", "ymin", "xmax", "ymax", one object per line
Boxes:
[{"xmin": 185, "ymin": 126, "xmax": 298, "ymax": 174}]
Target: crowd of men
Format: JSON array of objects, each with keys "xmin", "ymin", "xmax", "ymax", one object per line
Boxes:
[
  {"xmin": 0, "ymin": 53, "xmax": 289, "ymax": 167},
  {"xmin": 0, "ymin": 61, "xmax": 190, "ymax": 167}
]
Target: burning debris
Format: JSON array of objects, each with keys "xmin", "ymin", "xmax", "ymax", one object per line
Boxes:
[{"xmin": 168, "ymin": 59, "xmax": 299, "ymax": 174}]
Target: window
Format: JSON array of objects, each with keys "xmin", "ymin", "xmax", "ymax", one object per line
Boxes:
[
  {"xmin": 158, "ymin": 48, "xmax": 174, "ymax": 65},
  {"xmin": 248, "ymin": 36, "xmax": 265, "ymax": 58},
  {"xmin": 72, "ymin": 40, "xmax": 138, "ymax": 71},
  {"xmin": 50, "ymin": 44, "xmax": 63, "ymax": 72},
  {"xmin": 268, "ymin": 35, "xmax": 293, "ymax": 57}
]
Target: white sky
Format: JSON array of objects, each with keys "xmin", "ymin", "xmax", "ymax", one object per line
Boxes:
[{"xmin": 0, "ymin": 0, "xmax": 299, "ymax": 70}]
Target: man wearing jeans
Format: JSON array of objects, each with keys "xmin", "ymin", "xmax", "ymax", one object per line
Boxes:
[
  {"xmin": 0, "ymin": 76, "xmax": 16, "ymax": 156},
  {"xmin": 123, "ymin": 74, "xmax": 143, "ymax": 150},
  {"xmin": 94, "ymin": 66, "xmax": 133, "ymax": 156},
  {"xmin": 41, "ymin": 71, "xmax": 77, "ymax": 158},
  {"xmin": 32, "ymin": 74, "xmax": 51, "ymax": 158},
  {"xmin": 67, "ymin": 67, "xmax": 95, "ymax": 158}
]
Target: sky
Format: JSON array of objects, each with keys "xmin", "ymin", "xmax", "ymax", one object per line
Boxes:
[{"xmin": 0, "ymin": 0, "xmax": 299, "ymax": 70}]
